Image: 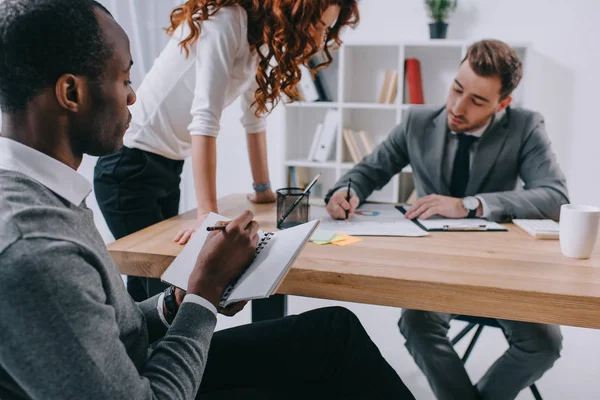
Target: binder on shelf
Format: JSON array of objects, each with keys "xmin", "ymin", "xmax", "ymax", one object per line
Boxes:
[
  {"xmin": 308, "ymin": 57, "xmax": 333, "ymax": 102},
  {"xmin": 404, "ymin": 58, "xmax": 424, "ymax": 104},
  {"xmin": 297, "ymin": 64, "xmax": 320, "ymax": 102},
  {"xmin": 311, "ymin": 109, "xmax": 339, "ymax": 162},
  {"xmin": 288, "ymin": 166, "xmax": 297, "ymax": 187},
  {"xmin": 297, "ymin": 61, "xmax": 332, "ymax": 102},
  {"xmin": 307, "ymin": 122, "xmax": 324, "ymax": 161}
]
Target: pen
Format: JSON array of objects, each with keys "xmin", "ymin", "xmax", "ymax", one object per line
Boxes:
[
  {"xmin": 206, "ymin": 225, "xmax": 227, "ymax": 231},
  {"xmin": 345, "ymin": 178, "xmax": 352, "ymax": 222}
]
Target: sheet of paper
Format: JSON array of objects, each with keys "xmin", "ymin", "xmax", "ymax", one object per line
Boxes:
[
  {"xmin": 399, "ymin": 205, "xmax": 507, "ymax": 231},
  {"xmin": 310, "ymin": 204, "xmax": 428, "ymax": 237}
]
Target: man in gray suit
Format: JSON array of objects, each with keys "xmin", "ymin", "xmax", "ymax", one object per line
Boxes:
[{"xmin": 325, "ymin": 39, "xmax": 568, "ymax": 400}]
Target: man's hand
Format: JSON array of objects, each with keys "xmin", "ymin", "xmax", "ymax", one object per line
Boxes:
[
  {"xmin": 405, "ymin": 194, "xmax": 475, "ymax": 220},
  {"xmin": 247, "ymin": 189, "xmax": 276, "ymax": 204},
  {"xmin": 187, "ymin": 211, "xmax": 259, "ymax": 308},
  {"xmin": 326, "ymin": 190, "xmax": 360, "ymax": 220}
]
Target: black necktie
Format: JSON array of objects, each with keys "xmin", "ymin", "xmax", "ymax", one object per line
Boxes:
[{"xmin": 450, "ymin": 133, "xmax": 478, "ymax": 198}]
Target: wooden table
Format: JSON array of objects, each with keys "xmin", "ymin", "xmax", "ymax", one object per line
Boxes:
[{"xmin": 108, "ymin": 194, "xmax": 600, "ymax": 329}]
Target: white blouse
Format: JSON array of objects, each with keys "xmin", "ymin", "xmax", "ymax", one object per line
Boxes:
[{"xmin": 123, "ymin": 5, "xmax": 266, "ymax": 160}]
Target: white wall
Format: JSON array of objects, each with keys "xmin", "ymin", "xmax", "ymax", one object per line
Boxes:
[{"xmin": 2, "ymin": 1, "xmax": 598, "ymax": 398}]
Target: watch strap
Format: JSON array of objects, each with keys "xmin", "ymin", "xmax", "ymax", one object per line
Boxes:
[
  {"xmin": 252, "ymin": 181, "xmax": 271, "ymax": 192},
  {"xmin": 163, "ymin": 285, "xmax": 179, "ymax": 317}
]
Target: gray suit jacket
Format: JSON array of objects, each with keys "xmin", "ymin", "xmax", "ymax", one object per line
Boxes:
[{"xmin": 326, "ymin": 106, "xmax": 569, "ymax": 222}]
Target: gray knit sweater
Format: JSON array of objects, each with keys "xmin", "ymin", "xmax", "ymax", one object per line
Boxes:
[{"xmin": 0, "ymin": 170, "xmax": 216, "ymax": 399}]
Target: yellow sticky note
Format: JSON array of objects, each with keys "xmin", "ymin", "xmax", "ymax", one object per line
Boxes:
[
  {"xmin": 312, "ymin": 234, "xmax": 347, "ymax": 245},
  {"xmin": 332, "ymin": 234, "xmax": 362, "ymax": 246}
]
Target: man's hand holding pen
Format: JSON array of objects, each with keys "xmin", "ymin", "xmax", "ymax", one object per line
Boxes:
[{"xmin": 327, "ymin": 187, "xmax": 360, "ymax": 220}]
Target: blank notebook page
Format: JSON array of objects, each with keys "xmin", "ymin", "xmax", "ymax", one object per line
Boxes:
[{"xmin": 161, "ymin": 213, "xmax": 226, "ymax": 292}]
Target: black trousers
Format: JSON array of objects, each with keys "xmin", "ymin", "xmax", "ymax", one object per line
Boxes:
[
  {"xmin": 94, "ymin": 146, "xmax": 184, "ymax": 301},
  {"xmin": 198, "ymin": 307, "xmax": 414, "ymax": 399}
]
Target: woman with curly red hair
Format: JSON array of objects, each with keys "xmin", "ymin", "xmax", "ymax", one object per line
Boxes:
[{"xmin": 94, "ymin": 0, "xmax": 359, "ymax": 300}]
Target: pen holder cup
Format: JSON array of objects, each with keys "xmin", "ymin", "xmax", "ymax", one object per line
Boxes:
[{"xmin": 276, "ymin": 187, "xmax": 310, "ymax": 230}]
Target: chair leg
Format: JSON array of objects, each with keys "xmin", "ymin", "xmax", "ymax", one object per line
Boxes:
[
  {"xmin": 462, "ymin": 325, "xmax": 485, "ymax": 363},
  {"xmin": 530, "ymin": 384, "xmax": 543, "ymax": 400},
  {"xmin": 451, "ymin": 323, "xmax": 477, "ymax": 345}
]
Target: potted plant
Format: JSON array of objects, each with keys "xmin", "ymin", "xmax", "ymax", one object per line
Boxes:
[{"xmin": 425, "ymin": 0, "xmax": 457, "ymax": 39}]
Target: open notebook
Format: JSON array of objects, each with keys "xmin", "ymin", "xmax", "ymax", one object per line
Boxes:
[{"xmin": 161, "ymin": 213, "xmax": 320, "ymax": 307}]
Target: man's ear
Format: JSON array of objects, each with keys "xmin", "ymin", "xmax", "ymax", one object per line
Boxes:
[
  {"xmin": 55, "ymin": 74, "xmax": 85, "ymax": 113},
  {"xmin": 497, "ymin": 95, "xmax": 512, "ymax": 112}
]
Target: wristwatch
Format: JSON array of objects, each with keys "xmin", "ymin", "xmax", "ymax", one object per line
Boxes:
[
  {"xmin": 163, "ymin": 285, "xmax": 179, "ymax": 318},
  {"xmin": 462, "ymin": 196, "xmax": 479, "ymax": 218},
  {"xmin": 252, "ymin": 181, "xmax": 271, "ymax": 192}
]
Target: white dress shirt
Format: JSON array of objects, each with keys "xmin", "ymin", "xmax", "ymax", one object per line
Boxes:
[
  {"xmin": 0, "ymin": 137, "xmax": 216, "ymax": 324},
  {"xmin": 445, "ymin": 110, "xmax": 506, "ymax": 217},
  {"xmin": 123, "ymin": 5, "xmax": 266, "ymax": 160}
]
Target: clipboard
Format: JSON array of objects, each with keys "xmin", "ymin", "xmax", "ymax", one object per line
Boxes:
[{"xmin": 395, "ymin": 205, "xmax": 508, "ymax": 232}]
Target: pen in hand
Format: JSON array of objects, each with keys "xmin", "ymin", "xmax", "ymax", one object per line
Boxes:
[
  {"xmin": 206, "ymin": 222, "xmax": 229, "ymax": 232},
  {"xmin": 345, "ymin": 178, "xmax": 352, "ymax": 222}
]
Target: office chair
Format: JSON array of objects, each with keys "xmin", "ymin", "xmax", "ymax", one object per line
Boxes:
[{"xmin": 451, "ymin": 316, "xmax": 543, "ymax": 400}]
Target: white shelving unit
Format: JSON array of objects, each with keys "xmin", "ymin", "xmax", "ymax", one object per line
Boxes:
[{"xmin": 282, "ymin": 40, "xmax": 530, "ymax": 203}]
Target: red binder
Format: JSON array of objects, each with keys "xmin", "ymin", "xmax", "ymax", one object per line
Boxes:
[{"xmin": 404, "ymin": 58, "xmax": 425, "ymax": 104}]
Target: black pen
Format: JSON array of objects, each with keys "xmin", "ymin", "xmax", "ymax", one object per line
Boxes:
[{"xmin": 345, "ymin": 178, "xmax": 352, "ymax": 222}]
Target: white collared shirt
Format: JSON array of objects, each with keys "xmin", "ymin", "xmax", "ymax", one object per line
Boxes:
[
  {"xmin": 0, "ymin": 137, "xmax": 91, "ymax": 205},
  {"xmin": 0, "ymin": 137, "xmax": 216, "ymax": 323}
]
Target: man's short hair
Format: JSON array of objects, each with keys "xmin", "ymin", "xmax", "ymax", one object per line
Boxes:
[
  {"xmin": 462, "ymin": 39, "xmax": 523, "ymax": 99},
  {"xmin": 0, "ymin": 0, "xmax": 113, "ymax": 112}
]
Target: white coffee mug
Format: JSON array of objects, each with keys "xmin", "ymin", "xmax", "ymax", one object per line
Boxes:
[{"xmin": 559, "ymin": 204, "xmax": 600, "ymax": 259}]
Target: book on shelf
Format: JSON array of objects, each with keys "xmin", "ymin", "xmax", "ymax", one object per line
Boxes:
[
  {"xmin": 342, "ymin": 128, "xmax": 362, "ymax": 163},
  {"xmin": 310, "ymin": 109, "xmax": 339, "ymax": 162},
  {"xmin": 342, "ymin": 128, "xmax": 376, "ymax": 163},
  {"xmin": 404, "ymin": 58, "xmax": 424, "ymax": 104},
  {"xmin": 378, "ymin": 70, "xmax": 399, "ymax": 104}
]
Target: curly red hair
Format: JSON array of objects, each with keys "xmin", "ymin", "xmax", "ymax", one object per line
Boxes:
[{"xmin": 166, "ymin": 0, "xmax": 359, "ymax": 116}]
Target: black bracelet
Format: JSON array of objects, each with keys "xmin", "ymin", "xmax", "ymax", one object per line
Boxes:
[{"xmin": 163, "ymin": 285, "xmax": 179, "ymax": 317}]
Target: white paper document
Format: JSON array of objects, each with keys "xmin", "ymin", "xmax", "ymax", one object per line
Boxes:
[
  {"xmin": 310, "ymin": 204, "xmax": 428, "ymax": 237},
  {"xmin": 396, "ymin": 205, "xmax": 507, "ymax": 231},
  {"xmin": 417, "ymin": 218, "xmax": 506, "ymax": 231}
]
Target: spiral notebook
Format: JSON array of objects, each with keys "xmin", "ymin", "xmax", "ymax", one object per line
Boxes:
[{"xmin": 161, "ymin": 213, "xmax": 320, "ymax": 307}]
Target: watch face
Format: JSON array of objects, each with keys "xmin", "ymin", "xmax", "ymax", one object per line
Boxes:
[{"xmin": 463, "ymin": 197, "xmax": 478, "ymax": 210}]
